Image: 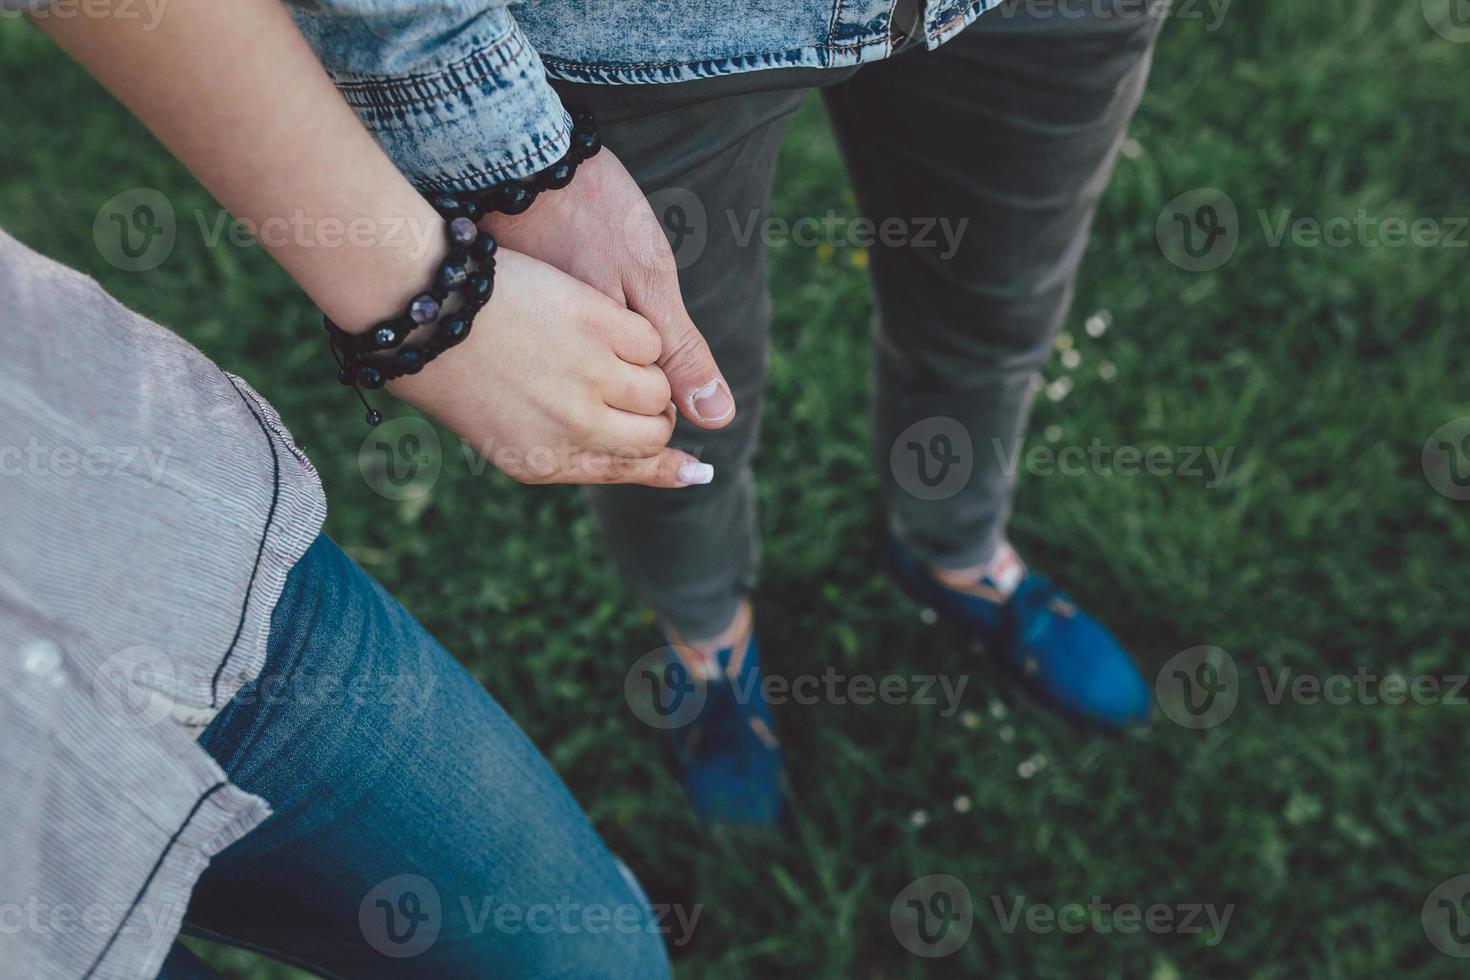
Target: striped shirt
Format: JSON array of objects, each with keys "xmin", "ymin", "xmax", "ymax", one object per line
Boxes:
[{"xmin": 0, "ymin": 228, "xmax": 327, "ymax": 978}]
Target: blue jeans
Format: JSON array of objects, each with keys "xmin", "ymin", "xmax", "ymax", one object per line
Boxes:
[{"xmin": 157, "ymin": 536, "xmax": 672, "ymax": 979}]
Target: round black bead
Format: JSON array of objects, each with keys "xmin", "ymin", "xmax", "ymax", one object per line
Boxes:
[
  {"xmin": 430, "ymin": 193, "xmax": 463, "ymax": 217},
  {"xmin": 356, "ymin": 365, "xmax": 385, "ymax": 390},
  {"xmin": 393, "ymin": 347, "xmax": 423, "ymax": 371},
  {"xmin": 443, "ymin": 316, "xmax": 470, "ymax": 341},
  {"xmin": 542, "ymin": 162, "xmax": 574, "ymax": 190},
  {"xmin": 373, "ymin": 325, "xmax": 397, "ymax": 349},
  {"xmin": 408, "ymin": 293, "xmax": 440, "ymax": 325},
  {"xmin": 574, "ymin": 129, "xmax": 601, "ymax": 158},
  {"xmin": 467, "ymin": 274, "xmax": 492, "ymax": 300},
  {"xmin": 436, "ymin": 259, "xmax": 469, "ymax": 292},
  {"xmin": 447, "ymin": 216, "xmax": 477, "ymax": 247},
  {"xmin": 472, "ymin": 233, "xmax": 499, "ymax": 261},
  {"xmin": 495, "ymin": 182, "xmax": 534, "ymax": 215},
  {"xmin": 365, "ymin": 409, "xmax": 383, "ymax": 426}
]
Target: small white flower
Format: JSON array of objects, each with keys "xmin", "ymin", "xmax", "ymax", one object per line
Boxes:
[
  {"xmin": 1120, "ymin": 138, "xmax": 1143, "ymax": 160},
  {"xmin": 1061, "ymin": 349, "xmax": 1082, "ymax": 370},
  {"xmin": 1044, "ymin": 424, "xmax": 1063, "ymax": 443},
  {"xmin": 989, "ymin": 699, "xmax": 1009, "ymax": 720},
  {"xmin": 953, "ymin": 795, "xmax": 973, "ymax": 814},
  {"xmin": 910, "ymin": 808, "xmax": 930, "ymax": 828},
  {"xmin": 1098, "ymin": 360, "xmax": 1118, "ymax": 382},
  {"xmin": 1054, "ymin": 331, "xmax": 1074, "ymax": 352},
  {"xmin": 1085, "ymin": 313, "xmax": 1109, "ymax": 338},
  {"xmin": 959, "ymin": 709, "xmax": 982, "ymax": 730},
  {"xmin": 998, "ymin": 724, "xmax": 1016, "ymax": 744},
  {"xmin": 1018, "ymin": 760, "xmax": 1037, "ymax": 779},
  {"xmin": 1045, "ymin": 377, "xmax": 1073, "ymax": 402}
]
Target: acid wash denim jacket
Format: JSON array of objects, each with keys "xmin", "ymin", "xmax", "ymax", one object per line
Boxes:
[{"xmin": 285, "ymin": 0, "xmax": 1003, "ymax": 193}]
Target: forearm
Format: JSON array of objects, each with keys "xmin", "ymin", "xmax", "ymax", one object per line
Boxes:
[{"xmin": 35, "ymin": 0, "xmax": 440, "ymax": 333}]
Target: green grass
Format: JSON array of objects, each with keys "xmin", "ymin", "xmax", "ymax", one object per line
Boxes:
[{"xmin": 3, "ymin": 2, "xmax": 1468, "ymax": 977}]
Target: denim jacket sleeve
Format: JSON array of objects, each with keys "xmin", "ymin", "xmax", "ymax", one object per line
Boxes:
[{"xmin": 284, "ymin": 1, "xmax": 571, "ymax": 193}]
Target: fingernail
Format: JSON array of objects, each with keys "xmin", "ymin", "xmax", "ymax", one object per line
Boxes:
[
  {"xmin": 677, "ymin": 461, "xmax": 715, "ymax": 486},
  {"xmin": 690, "ymin": 379, "xmax": 734, "ymax": 423}
]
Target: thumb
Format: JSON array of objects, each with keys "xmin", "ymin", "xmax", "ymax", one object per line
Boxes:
[{"xmin": 629, "ymin": 280, "xmax": 736, "ymax": 430}]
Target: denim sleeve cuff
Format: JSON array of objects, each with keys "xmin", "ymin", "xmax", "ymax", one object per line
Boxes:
[{"xmin": 292, "ymin": 9, "xmax": 572, "ymax": 194}]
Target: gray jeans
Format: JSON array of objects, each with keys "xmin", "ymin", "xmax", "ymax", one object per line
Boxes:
[{"xmin": 554, "ymin": 0, "xmax": 1164, "ymax": 638}]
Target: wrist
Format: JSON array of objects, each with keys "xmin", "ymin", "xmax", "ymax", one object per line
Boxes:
[{"xmin": 307, "ymin": 197, "xmax": 450, "ymax": 335}]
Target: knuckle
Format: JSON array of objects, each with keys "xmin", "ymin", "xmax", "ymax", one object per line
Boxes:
[{"xmin": 658, "ymin": 329, "xmax": 709, "ymax": 379}]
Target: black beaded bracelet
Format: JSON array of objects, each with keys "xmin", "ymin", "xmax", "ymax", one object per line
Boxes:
[
  {"xmin": 423, "ymin": 103, "xmax": 601, "ymax": 221},
  {"xmin": 324, "ymin": 103, "xmax": 600, "ymax": 427},
  {"xmin": 324, "ymin": 217, "xmax": 497, "ymax": 426}
]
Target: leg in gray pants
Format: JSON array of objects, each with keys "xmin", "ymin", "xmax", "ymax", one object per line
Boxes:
[{"xmin": 555, "ymin": 0, "xmax": 1164, "ymax": 639}]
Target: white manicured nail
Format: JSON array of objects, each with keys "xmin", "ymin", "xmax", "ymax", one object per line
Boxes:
[{"xmin": 678, "ymin": 461, "xmax": 714, "ymax": 486}]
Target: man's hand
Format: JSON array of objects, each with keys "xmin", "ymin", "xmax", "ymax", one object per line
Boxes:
[
  {"xmin": 389, "ymin": 248, "xmax": 713, "ymax": 489},
  {"xmin": 482, "ymin": 149, "xmax": 736, "ymax": 429}
]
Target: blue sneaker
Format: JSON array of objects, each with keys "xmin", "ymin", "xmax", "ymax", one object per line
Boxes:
[
  {"xmin": 662, "ymin": 631, "xmax": 785, "ymax": 828},
  {"xmin": 886, "ymin": 537, "xmax": 1152, "ymax": 730}
]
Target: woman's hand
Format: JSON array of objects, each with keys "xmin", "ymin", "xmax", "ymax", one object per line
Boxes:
[
  {"xmin": 482, "ymin": 149, "xmax": 737, "ymax": 429},
  {"xmin": 389, "ymin": 248, "xmax": 713, "ymax": 488}
]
